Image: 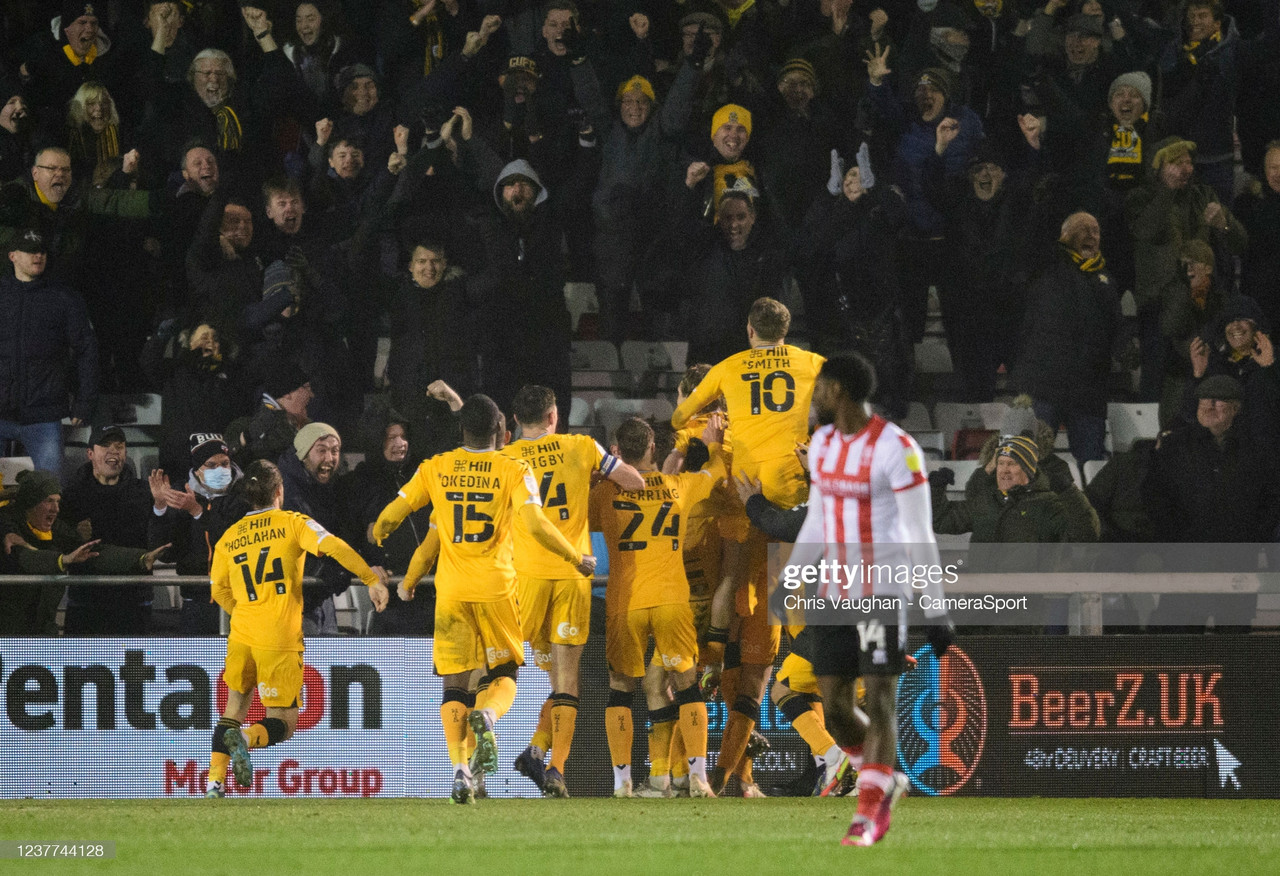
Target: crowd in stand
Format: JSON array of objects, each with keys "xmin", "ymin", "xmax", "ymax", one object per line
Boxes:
[{"xmin": 0, "ymin": 0, "xmax": 1277, "ymax": 634}]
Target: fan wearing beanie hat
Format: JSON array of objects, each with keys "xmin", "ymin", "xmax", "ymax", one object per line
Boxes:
[
  {"xmin": 994, "ymin": 435, "xmax": 1039, "ymax": 491},
  {"xmin": 294, "ymin": 422, "xmax": 341, "ymax": 484}
]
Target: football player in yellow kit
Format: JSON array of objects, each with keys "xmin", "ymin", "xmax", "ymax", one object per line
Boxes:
[
  {"xmin": 501, "ymin": 385, "xmax": 644, "ymax": 798},
  {"xmin": 374, "ymin": 395, "xmax": 595, "ymax": 804},
  {"xmin": 208, "ymin": 460, "xmax": 390, "ymax": 798},
  {"xmin": 671, "ymin": 298, "xmax": 826, "ymax": 795},
  {"xmin": 592, "ymin": 417, "xmax": 721, "ymax": 798}
]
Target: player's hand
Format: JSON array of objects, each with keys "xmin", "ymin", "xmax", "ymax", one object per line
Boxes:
[
  {"xmin": 1018, "ymin": 112, "xmax": 1042, "ymax": 149},
  {"xmin": 368, "ymin": 578, "xmax": 390, "ymax": 612},
  {"xmin": 629, "ymin": 12, "xmax": 649, "ymax": 39},
  {"xmin": 397, "ymin": 582, "xmax": 415, "ymax": 602},
  {"xmin": 575, "ymin": 554, "xmax": 598, "ymax": 577},
  {"xmin": 372, "ymin": 517, "xmax": 397, "ymax": 546},
  {"xmin": 699, "ymin": 663, "xmax": 722, "ymax": 699},
  {"xmin": 733, "ymin": 471, "xmax": 763, "ymax": 505},
  {"xmin": 701, "ymin": 411, "xmax": 726, "ymax": 446},
  {"xmin": 393, "ymin": 124, "xmax": 410, "ymax": 155},
  {"xmin": 122, "ymin": 149, "xmax": 140, "ymax": 175},
  {"xmin": 661, "ymin": 449, "xmax": 685, "ymax": 475},
  {"xmin": 315, "ymin": 117, "xmax": 334, "ymax": 146},
  {"xmin": 795, "ymin": 443, "xmax": 810, "ymax": 473},
  {"xmin": 60, "ymin": 539, "xmax": 101, "ymax": 567},
  {"xmin": 387, "ymin": 152, "xmax": 407, "ymax": 174},
  {"xmin": 4, "ymin": 532, "xmax": 31, "ymax": 554}
]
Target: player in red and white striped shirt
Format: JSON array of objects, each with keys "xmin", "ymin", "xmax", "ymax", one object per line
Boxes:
[{"xmin": 789, "ymin": 353, "xmax": 953, "ymax": 847}]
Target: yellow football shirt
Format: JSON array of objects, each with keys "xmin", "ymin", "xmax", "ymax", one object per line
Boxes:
[
  {"xmin": 672, "ymin": 345, "xmax": 824, "ymax": 506},
  {"xmin": 500, "ymin": 432, "xmax": 619, "ymax": 578},
  {"xmin": 397, "ymin": 447, "xmax": 542, "ymax": 603},
  {"xmin": 592, "ymin": 469, "xmax": 714, "ymax": 615},
  {"xmin": 211, "ymin": 509, "xmax": 332, "ymax": 652}
]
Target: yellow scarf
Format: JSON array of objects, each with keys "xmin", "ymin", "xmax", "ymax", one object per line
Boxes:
[
  {"xmin": 35, "ymin": 183, "xmax": 58, "ymax": 210},
  {"xmin": 1182, "ymin": 29, "xmax": 1220, "ymax": 65},
  {"xmin": 1065, "ymin": 245, "xmax": 1105, "ymax": 273},
  {"xmin": 721, "ymin": 0, "xmax": 755, "ymax": 28},
  {"xmin": 63, "ymin": 43, "xmax": 98, "ymax": 66},
  {"xmin": 214, "ymin": 104, "xmax": 242, "ymax": 151}
]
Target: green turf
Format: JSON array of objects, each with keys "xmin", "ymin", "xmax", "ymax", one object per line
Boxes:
[{"xmin": 1, "ymin": 798, "xmax": 1276, "ymax": 876}]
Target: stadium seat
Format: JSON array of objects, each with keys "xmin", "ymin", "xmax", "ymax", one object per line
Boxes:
[
  {"xmin": 571, "ymin": 340, "xmax": 619, "ymax": 371},
  {"xmin": 934, "ymin": 402, "xmax": 1009, "ymax": 440},
  {"xmin": 897, "ymin": 401, "xmax": 932, "ymax": 432},
  {"xmin": 1055, "ymin": 453, "xmax": 1083, "ymax": 489},
  {"xmin": 1082, "ymin": 459, "xmax": 1106, "ymax": 485},
  {"xmin": 568, "ymin": 397, "xmax": 591, "ymax": 427},
  {"xmin": 564, "ymin": 282, "xmax": 599, "ymax": 333},
  {"xmin": 593, "ymin": 398, "xmax": 675, "ymax": 442},
  {"xmin": 570, "ymin": 369, "xmax": 634, "ymax": 391},
  {"xmin": 620, "ymin": 341, "xmax": 689, "ymax": 376},
  {"xmin": 0, "ymin": 455, "xmax": 34, "ymax": 488},
  {"xmin": 914, "ymin": 338, "xmax": 953, "ymax": 373},
  {"xmin": 911, "ymin": 430, "xmax": 946, "ymax": 459},
  {"xmin": 1107, "ymin": 402, "xmax": 1160, "ymax": 453}
]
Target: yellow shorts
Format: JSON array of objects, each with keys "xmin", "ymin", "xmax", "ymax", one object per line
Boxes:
[
  {"xmin": 743, "ymin": 454, "xmax": 809, "ymax": 510},
  {"xmin": 606, "ymin": 603, "xmax": 697, "ymax": 678},
  {"xmin": 433, "ymin": 596, "xmax": 525, "ymax": 676},
  {"xmin": 518, "ymin": 575, "xmax": 591, "ymax": 671},
  {"xmin": 222, "ymin": 639, "xmax": 303, "ymax": 708},
  {"xmin": 776, "ymin": 652, "xmax": 818, "ymax": 695}
]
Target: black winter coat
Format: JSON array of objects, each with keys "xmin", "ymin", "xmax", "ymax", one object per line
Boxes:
[
  {"xmin": 1016, "ymin": 246, "xmax": 1121, "ymax": 417},
  {"xmin": 0, "ymin": 273, "xmax": 98, "ymax": 424},
  {"xmin": 1143, "ymin": 422, "xmax": 1280, "ymax": 542}
]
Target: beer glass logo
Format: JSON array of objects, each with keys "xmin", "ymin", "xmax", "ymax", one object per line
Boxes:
[{"xmin": 897, "ymin": 645, "xmax": 987, "ymax": 795}]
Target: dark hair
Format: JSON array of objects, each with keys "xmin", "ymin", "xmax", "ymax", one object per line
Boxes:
[
  {"xmin": 411, "ymin": 239, "xmax": 447, "ymax": 259},
  {"xmin": 460, "ymin": 394, "xmax": 502, "ymax": 444},
  {"xmin": 1184, "ymin": 0, "xmax": 1223, "ymax": 21},
  {"xmin": 325, "ymin": 135, "xmax": 365, "ymax": 160},
  {"xmin": 512, "ymin": 385, "xmax": 556, "ymax": 427},
  {"xmin": 239, "ymin": 459, "xmax": 283, "ymax": 508},
  {"xmin": 819, "ymin": 352, "xmax": 877, "ymax": 405},
  {"xmin": 262, "ymin": 175, "xmax": 303, "ymax": 205},
  {"xmin": 543, "ymin": 0, "xmax": 578, "ymax": 24},
  {"xmin": 615, "ymin": 417, "xmax": 653, "ymax": 465}
]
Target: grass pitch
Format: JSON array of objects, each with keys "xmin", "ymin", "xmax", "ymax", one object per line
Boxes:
[{"xmin": 1, "ymin": 798, "xmax": 1276, "ymax": 876}]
